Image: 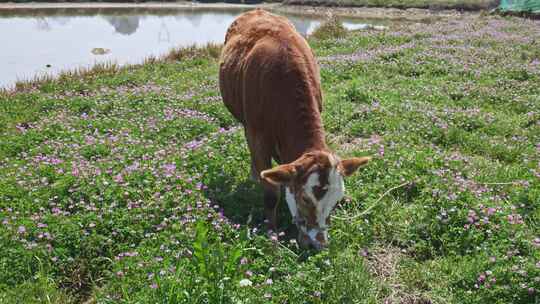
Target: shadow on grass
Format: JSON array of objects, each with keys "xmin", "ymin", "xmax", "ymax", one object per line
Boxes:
[
  {"xmin": 202, "ymin": 175, "xmax": 299, "ymax": 240},
  {"xmin": 202, "ymin": 178, "xmax": 325, "ymax": 259}
]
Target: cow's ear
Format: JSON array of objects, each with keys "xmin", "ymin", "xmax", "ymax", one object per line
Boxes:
[
  {"xmin": 261, "ymin": 164, "xmax": 297, "ymax": 186},
  {"xmin": 338, "ymin": 157, "xmax": 371, "ymax": 177}
]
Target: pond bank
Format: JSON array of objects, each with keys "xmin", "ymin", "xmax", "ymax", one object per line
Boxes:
[
  {"xmin": 283, "ymin": 0, "xmax": 497, "ymax": 11},
  {"xmin": 0, "ymin": 1, "xmax": 249, "ymax": 9},
  {"xmin": 272, "ymin": 4, "xmax": 466, "ymax": 21},
  {"xmin": 0, "ymin": 0, "xmax": 498, "ymax": 11},
  {"xmin": 0, "ymin": 2, "xmax": 470, "ymax": 21}
]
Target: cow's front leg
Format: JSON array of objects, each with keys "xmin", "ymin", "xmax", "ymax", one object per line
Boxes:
[
  {"xmin": 250, "ymin": 163, "xmax": 258, "ymax": 182},
  {"xmin": 262, "ymin": 182, "xmax": 280, "ymax": 232},
  {"xmin": 245, "ymin": 131, "xmax": 278, "ymax": 231},
  {"xmin": 242, "ymin": 128, "xmax": 260, "ymax": 182}
]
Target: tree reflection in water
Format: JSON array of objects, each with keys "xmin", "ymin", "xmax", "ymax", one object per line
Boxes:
[{"xmin": 103, "ymin": 15, "xmax": 141, "ymax": 35}]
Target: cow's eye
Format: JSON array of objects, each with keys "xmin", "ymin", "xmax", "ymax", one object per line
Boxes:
[
  {"xmin": 312, "ymin": 185, "xmax": 328, "ymax": 200},
  {"xmin": 302, "ymin": 194, "xmax": 316, "ymax": 207}
]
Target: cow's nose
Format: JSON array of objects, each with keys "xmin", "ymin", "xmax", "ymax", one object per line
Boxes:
[
  {"xmin": 298, "ymin": 229, "xmax": 328, "ymax": 250},
  {"xmin": 310, "ymin": 240, "xmax": 325, "ymax": 251},
  {"xmin": 313, "ymin": 231, "xmax": 327, "ymax": 249},
  {"xmin": 306, "ymin": 231, "xmax": 327, "ymax": 250},
  {"xmin": 315, "ymin": 231, "xmax": 327, "ymax": 244}
]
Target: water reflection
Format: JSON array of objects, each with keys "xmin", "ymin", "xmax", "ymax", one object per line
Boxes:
[
  {"xmin": 185, "ymin": 13, "xmax": 203, "ymax": 27},
  {"xmin": 289, "ymin": 19, "xmax": 313, "ymax": 37},
  {"xmin": 31, "ymin": 13, "xmax": 321, "ymax": 36},
  {"xmin": 35, "ymin": 17, "xmax": 51, "ymax": 31},
  {"xmin": 104, "ymin": 15, "xmax": 140, "ymax": 35},
  {"xmin": 21, "ymin": 9, "xmax": 369, "ymax": 37},
  {"xmin": 0, "ymin": 7, "xmax": 383, "ymax": 88},
  {"xmin": 158, "ymin": 20, "xmax": 170, "ymax": 43}
]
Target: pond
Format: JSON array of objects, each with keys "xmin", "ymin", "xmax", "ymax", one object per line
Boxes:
[{"xmin": 0, "ymin": 5, "xmax": 385, "ymax": 89}]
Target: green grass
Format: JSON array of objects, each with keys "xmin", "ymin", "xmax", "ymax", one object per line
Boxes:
[{"xmin": 1, "ymin": 14, "xmax": 540, "ymax": 304}]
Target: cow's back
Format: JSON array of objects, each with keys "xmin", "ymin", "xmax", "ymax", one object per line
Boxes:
[{"xmin": 219, "ymin": 9, "xmax": 322, "ymax": 136}]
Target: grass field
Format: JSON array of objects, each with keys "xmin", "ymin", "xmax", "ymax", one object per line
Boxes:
[{"xmin": 1, "ymin": 12, "xmax": 539, "ymax": 304}]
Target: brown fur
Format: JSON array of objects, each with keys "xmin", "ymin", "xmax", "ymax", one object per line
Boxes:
[
  {"xmin": 219, "ymin": 9, "xmax": 326, "ymax": 165},
  {"xmin": 219, "ymin": 10, "xmax": 371, "ymax": 241},
  {"xmin": 219, "ymin": 9, "xmax": 328, "ymax": 230}
]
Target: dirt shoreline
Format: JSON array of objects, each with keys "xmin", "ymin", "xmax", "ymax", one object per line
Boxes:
[
  {"xmin": 0, "ymin": 2, "xmax": 256, "ymax": 10},
  {"xmin": 0, "ymin": 2, "xmax": 469, "ymax": 21},
  {"xmin": 272, "ymin": 4, "xmax": 465, "ymax": 21}
]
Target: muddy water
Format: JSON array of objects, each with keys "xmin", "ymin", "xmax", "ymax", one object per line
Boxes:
[{"xmin": 0, "ymin": 6, "xmax": 383, "ymax": 88}]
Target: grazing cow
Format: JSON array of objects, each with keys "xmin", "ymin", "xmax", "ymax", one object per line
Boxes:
[{"xmin": 219, "ymin": 9, "xmax": 370, "ymax": 249}]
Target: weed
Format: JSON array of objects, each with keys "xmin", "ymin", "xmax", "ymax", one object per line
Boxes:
[{"xmin": 311, "ymin": 15, "xmax": 347, "ymax": 40}]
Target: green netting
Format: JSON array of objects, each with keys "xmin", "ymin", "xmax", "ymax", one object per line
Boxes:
[{"xmin": 499, "ymin": 0, "xmax": 540, "ymax": 13}]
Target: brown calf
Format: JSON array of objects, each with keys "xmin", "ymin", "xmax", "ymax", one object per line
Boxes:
[{"xmin": 219, "ymin": 9, "xmax": 370, "ymax": 249}]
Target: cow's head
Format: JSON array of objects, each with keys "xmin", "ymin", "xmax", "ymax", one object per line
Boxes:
[{"xmin": 261, "ymin": 151, "xmax": 370, "ymax": 250}]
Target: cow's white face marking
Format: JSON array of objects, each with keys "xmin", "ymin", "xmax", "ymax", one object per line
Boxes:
[
  {"xmin": 284, "ymin": 154, "xmax": 345, "ymax": 249},
  {"xmin": 305, "ymin": 169, "xmax": 345, "ymax": 226},
  {"xmin": 285, "ymin": 187, "xmax": 298, "ymax": 219}
]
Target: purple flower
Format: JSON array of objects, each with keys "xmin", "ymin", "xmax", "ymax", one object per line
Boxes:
[
  {"xmin": 163, "ymin": 163, "xmax": 176, "ymax": 176},
  {"xmin": 71, "ymin": 167, "xmax": 80, "ymax": 177},
  {"xmin": 114, "ymin": 174, "xmax": 124, "ymax": 183},
  {"xmin": 359, "ymin": 248, "xmax": 369, "ymax": 257},
  {"xmin": 18, "ymin": 226, "xmax": 26, "ymax": 234}
]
